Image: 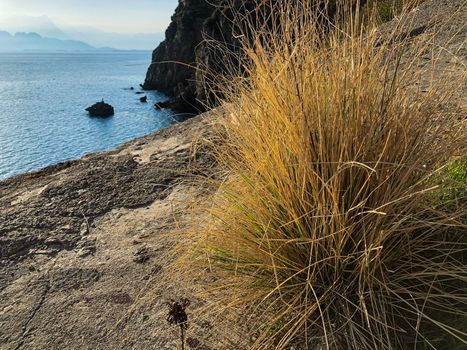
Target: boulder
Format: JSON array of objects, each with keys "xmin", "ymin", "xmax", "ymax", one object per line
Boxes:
[
  {"xmin": 85, "ymin": 100, "xmax": 114, "ymax": 117},
  {"xmin": 139, "ymin": 96, "xmax": 148, "ymax": 103}
]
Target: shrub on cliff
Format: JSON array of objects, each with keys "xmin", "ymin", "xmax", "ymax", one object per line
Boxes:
[{"xmin": 181, "ymin": 1, "xmax": 466, "ymax": 349}]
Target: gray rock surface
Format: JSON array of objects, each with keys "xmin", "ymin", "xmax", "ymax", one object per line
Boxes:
[{"xmin": 0, "ymin": 115, "xmax": 220, "ymax": 350}]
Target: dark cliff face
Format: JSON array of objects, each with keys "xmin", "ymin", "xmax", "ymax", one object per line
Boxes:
[
  {"xmin": 143, "ymin": 0, "xmax": 363, "ymax": 114},
  {"xmin": 143, "ymin": 0, "xmax": 215, "ymax": 113},
  {"xmin": 142, "ymin": 0, "xmax": 265, "ymax": 113}
]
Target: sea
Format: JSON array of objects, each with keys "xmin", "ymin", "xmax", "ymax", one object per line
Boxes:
[{"xmin": 0, "ymin": 51, "xmax": 176, "ymax": 180}]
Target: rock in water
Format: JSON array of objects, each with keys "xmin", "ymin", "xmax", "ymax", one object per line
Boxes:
[
  {"xmin": 139, "ymin": 96, "xmax": 147, "ymax": 103},
  {"xmin": 85, "ymin": 100, "xmax": 114, "ymax": 117}
]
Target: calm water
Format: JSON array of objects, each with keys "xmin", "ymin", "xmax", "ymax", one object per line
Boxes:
[{"xmin": 0, "ymin": 52, "xmax": 176, "ymax": 180}]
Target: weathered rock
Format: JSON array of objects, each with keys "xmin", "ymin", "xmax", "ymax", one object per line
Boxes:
[
  {"xmin": 133, "ymin": 246, "xmax": 151, "ymax": 264},
  {"xmin": 142, "ymin": 0, "xmax": 239, "ymax": 113},
  {"xmin": 0, "ymin": 113, "xmax": 219, "ymax": 349},
  {"xmin": 0, "ymin": 115, "xmax": 215, "ymax": 264},
  {"xmin": 139, "ymin": 96, "xmax": 148, "ymax": 103},
  {"xmin": 85, "ymin": 100, "xmax": 114, "ymax": 117}
]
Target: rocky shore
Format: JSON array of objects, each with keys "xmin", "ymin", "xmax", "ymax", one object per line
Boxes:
[{"xmin": 0, "ymin": 0, "xmax": 465, "ymax": 349}]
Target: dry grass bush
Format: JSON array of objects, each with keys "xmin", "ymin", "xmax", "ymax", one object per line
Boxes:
[{"xmin": 176, "ymin": 1, "xmax": 466, "ymax": 349}]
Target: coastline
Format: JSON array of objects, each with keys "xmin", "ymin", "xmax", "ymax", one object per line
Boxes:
[
  {"xmin": 0, "ymin": 50, "xmax": 171, "ymax": 181},
  {"xmin": 0, "ymin": 112, "xmax": 191, "ymax": 185},
  {"xmin": 0, "ymin": 113, "xmax": 214, "ymax": 259}
]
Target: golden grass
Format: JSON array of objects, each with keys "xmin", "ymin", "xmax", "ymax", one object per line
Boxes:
[{"xmin": 177, "ymin": 1, "xmax": 466, "ymax": 349}]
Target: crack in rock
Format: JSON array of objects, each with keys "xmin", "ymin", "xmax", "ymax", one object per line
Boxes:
[{"xmin": 13, "ymin": 259, "xmax": 57, "ymax": 350}]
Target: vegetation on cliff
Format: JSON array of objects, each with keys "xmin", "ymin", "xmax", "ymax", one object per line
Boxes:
[{"xmin": 143, "ymin": 0, "xmax": 425, "ymax": 114}]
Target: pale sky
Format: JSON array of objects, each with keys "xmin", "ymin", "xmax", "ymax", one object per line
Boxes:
[{"xmin": 0, "ymin": 0, "xmax": 179, "ymax": 33}]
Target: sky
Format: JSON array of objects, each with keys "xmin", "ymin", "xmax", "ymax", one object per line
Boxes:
[{"xmin": 0, "ymin": 0, "xmax": 178, "ymax": 33}]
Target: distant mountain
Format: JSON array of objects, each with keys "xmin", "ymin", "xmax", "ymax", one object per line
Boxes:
[
  {"xmin": 0, "ymin": 31, "xmax": 96, "ymax": 52},
  {"xmin": 0, "ymin": 15, "xmax": 70, "ymax": 40},
  {"xmin": 0, "ymin": 15, "xmax": 163, "ymax": 50},
  {"xmin": 59, "ymin": 27, "xmax": 164, "ymax": 51}
]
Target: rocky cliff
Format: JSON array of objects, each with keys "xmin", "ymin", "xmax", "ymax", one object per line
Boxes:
[
  {"xmin": 142, "ymin": 0, "xmax": 215, "ymax": 113},
  {"xmin": 143, "ymin": 0, "xmax": 265, "ymax": 113},
  {"xmin": 143, "ymin": 0, "xmax": 344, "ymax": 114}
]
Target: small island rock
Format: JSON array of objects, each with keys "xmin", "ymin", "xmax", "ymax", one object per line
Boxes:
[
  {"xmin": 140, "ymin": 96, "xmax": 148, "ymax": 103},
  {"xmin": 85, "ymin": 100, "xmax": 114, "ymax": 117}
]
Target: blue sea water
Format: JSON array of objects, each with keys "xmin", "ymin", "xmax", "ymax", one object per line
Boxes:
[{"xmin": 0, "ymin": 51, "xmax": 176, "ymax": 180}]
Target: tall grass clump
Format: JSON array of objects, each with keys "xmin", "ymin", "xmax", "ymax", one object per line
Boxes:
[{"xmin": 191, "ymin": 1, "xmax": 466, "ymax": 349}]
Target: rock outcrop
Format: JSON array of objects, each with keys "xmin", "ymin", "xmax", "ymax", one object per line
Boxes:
[
  {"xmin": 141, "ymin": 0, "xmax": 285, "ymax": 113},
  {"xmin": 142, "ymin": 0, "xmax": 216, "ymax": 113},
  {"xmin": 143, "ymin": 0, "xmax": 291, "ymax": 113},
  {"xmin": 85, "ymin": 100, "xmax": 114, "ymax": 117},
  {"xmin": 0, "ymin": 114, "xmax": 219, "ymax": 349}
]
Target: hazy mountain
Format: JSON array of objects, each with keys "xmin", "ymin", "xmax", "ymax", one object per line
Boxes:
[
  {"xmin": 0, "ymin": 15, "xmax": 163, "ymax": 50},
  {"xmin": 62, "ymin": 26, "xmax": 164, "ymax": 50},
  {"xmin": 0, "ymin": 15, "xmax": 70, "ymax": 40},
  {"xmin": 0, "ymin": 31, "xmax": 96, "ymax": 52}
]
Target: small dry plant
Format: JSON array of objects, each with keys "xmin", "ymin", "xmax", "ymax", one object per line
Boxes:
[
  {"xmin": 180, "ymin": 1, "xmax": 466, "ymax": 349},
  {"xmin": 167, "ymin": 298, "xmax": 190, "ymax": 350}
]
